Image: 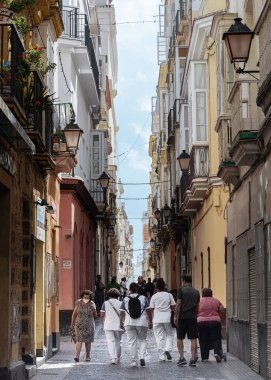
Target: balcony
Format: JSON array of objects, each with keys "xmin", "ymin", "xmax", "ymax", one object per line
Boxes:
[
  {"xmin": 167, "ymin": 109, "xmax": 174, "ymax": 144},
  {"xmin": 217, "ymin": 160, "xmax": 239, "ymax": 186},
  {"xmin": 173, "ymin": 99, "xmax": 180, "ymax": 128},
  {"xmin": 0, "ymin": 22, "xmax": 25, "ymax": 124},
  {"xmin": 61, "ymin": 7, "xmax": 100, "ymax": 107},
  {"xmin": 90, "ymin": 179, "xmax": 104, "ymax": 211},
  {"xmin": 180, "ymin": 145, "xmax": 209, "ymax": 216},
  {"xmin": 228, "ymin": 79, "xmax": 264, "ymax": 166}
]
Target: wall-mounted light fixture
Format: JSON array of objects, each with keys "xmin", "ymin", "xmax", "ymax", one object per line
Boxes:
[
  {"xmin": 33, "ymin": 198, "xmax": 48, "ymax": 206},
  {"xmin": 63, "ymin": 112, "xmax": 83, "ymax": 152},
  {"xmin": 222, "ymin": 17, "xmax": 259, "ymax": 75},
  {"xmin": 177, "ymin": 150, "xmax": 191, "ymax": 172}
]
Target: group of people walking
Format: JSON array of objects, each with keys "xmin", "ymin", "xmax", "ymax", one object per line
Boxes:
[{"xmin": 70, "ymin": 274, "xmax": 225, "ymax": 367}]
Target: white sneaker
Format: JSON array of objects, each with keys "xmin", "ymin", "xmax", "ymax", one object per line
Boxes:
[
  {"xmin": 115, "ymin": 357, "xmax": 121, "ymax": 364},
  {"xmin": 110, "ymin": 359, "xmax": 116, "ymax": 364},
  {"xmin": 130, "ymin": 360, "xmax": 137, "ymax": 367},
  {"xmin": 159, "ymin": 354, "xmax": 166, "ymax": 361}
]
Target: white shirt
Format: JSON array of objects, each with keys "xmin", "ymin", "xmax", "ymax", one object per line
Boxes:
[
  {"xmin": 149, "ymin": 291, "xmax": 176, "ymax": 324},
  {"xmin": 120, "ymin": 293, "xmax": 150, "ymax": 327},
  {"xmin": 100, "ymin": 298, "xmax": 122, "ymax": 331}
]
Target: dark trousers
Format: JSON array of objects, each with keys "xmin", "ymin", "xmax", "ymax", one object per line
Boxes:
[{"xmin": 197, "ymin": 322, "xmax": 222, "ymax": 360}]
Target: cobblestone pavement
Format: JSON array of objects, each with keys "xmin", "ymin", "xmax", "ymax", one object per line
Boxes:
[{"xmin": 32, "ymin": 320, "xmax": 263, "ymax": 380}]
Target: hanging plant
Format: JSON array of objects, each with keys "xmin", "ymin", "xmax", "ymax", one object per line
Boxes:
[
  {"xmin": 14, "ymin": 15, "xmax": 31, "ymax": 35},
  {"xmin": 0, "ymin": 0, "xmax": 36, "ymax": 13},
  {"xmin": 24, "ymin": 45, "xmax": 57, "ymax": 77}
]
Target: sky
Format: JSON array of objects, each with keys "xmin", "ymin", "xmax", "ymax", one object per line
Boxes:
[
  {"xmin": 113, "ymin": 0, "xmax": 202, "ymax": 262},
  {"xmin": 114, "ymin": 0, "xmax": 161, "ymax": 260}
]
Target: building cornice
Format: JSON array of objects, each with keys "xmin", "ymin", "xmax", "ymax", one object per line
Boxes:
[{"xmin": 61, "ymin": 177, "xmax": 98, "ymax": 217}]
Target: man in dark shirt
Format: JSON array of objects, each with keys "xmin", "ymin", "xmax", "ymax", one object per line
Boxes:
[
  {"xmin": 145, "ymin": 278, "xmax": 154, "ymax": 299},
  {"xmin": 137, "ymin": 276, "xmax": 147, "ymax": 296},
  {"xmin": 174, "ymin": 274, "xmax": 200, "ymax": 367}
]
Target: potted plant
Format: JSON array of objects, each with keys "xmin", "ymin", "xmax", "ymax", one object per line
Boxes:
[
  {"xmin": 14, "ymin": 15, "xmax": 31, "ymax": 36},
  {"xmin": 0, "ymin": 0, "xmax": 36, "ymax": 14},
  {"xmin": 24, "ymin": 45, "xmax": 57, "ymax": 77}
]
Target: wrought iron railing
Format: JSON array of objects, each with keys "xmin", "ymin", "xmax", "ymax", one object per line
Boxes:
[
  {"xmin": 173, "ymin": 99, "xmax": 180, "ymax": 127},
  {"xmin": 168, "ymin": 109, "xmax": 174, "ymax": 137},
  {"xmin": 62, "ymin": 7, "xmax": 85, "ymax": 39},
  {"xmin": 0, "ymin": 23, "xmax": 24, "ymax": 108},
  {"xmin": 90, "ymin": 179, "xmax": 104, "ymax": 203},
  {"xmin": 26, "ymin": 71, "xmax": 43, "ymax": 136},
  {"xmin": 180, "ymin": 0, "xmax": 188, "ymax": 17},
  {"xmin": 85, "ymin": 22, "xmax": 99, "ymax": 94},
  {"xmin": 61, "ymin": 7, "xmax": 99, "ymax": 94},
  {"xmin": 180, "ymin": 145, "xmax": 209, "ymax": 203},
  {"xmin": 45, "ymin": 108, "xmax": 53, "ymax": 155}
]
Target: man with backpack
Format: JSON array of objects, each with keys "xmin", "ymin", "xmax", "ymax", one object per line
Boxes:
[{"xmin": 120, "ymin": 282, "xmax": 152, "ymax": 367}]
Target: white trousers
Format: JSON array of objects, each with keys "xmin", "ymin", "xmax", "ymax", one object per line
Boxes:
[
  {"xmin": 104, "ymin": 330, "xmax": 122, "ymax": 360},
  {"xmin": 126, "ymin": 326, "xmax": 148, "ymax": 362},
  {"xmin": 153, "ymin": 323, "xmax": 174, "ymax": 355}
]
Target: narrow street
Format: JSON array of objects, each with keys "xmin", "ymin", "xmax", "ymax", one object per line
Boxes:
[{"xmin": 32, "ymin": 320, "xmax": 263, "ymax": 380}]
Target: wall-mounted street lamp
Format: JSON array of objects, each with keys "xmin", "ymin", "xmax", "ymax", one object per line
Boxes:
[
  {"xmin": 222, "ymin": 17, "xmax": 259, "ymax": 75},
  {"xmin": 119, "ymin": 261, "xmax": 124, "ymax": 269},
  {"xmin": 177, "ymin": 150, "xmax": 190, "ymax": 172},
  {"xmin": 108, "ymin": 212, "xmax": 116, "ymax": 228},
  {"xmin": 152, "ymin": 224, "xmax": 158, "ymax": 236},
  {"xmin": 33, "ymin": 199, "xmax": 54, "ymax": 214},
  {"xmin": 150, "ymin": 238, "xmax": 155, "ymax": 249},
  {"xmin": 98, "ymin": 171, "xmax": 110, "ymax": 190},
  {"xmin": 163, "ymin": 204, "xmax": 171, "ymax": 219},
  {"xmin": 98, "ymin": 171, "xmax": 110, "ymax": 210},
  {"xmin": 154, "ymin": 208, "xmax": 161, "ymax": 220},
  {"xmin": 63, "ymin": 114, "xmax": 83, "ymax": 152}
]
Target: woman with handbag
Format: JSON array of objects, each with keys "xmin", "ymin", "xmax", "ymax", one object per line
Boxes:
[
  {"xmin": 100, "ymin": 288, "xmax": 123, "ymax": 364},
  {"xmin": 149, "ymin": 278, "xmax": 176, "ymax": 361}
]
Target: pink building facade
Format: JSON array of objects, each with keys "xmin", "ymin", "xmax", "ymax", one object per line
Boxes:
[{"xmin": 59, "ymin": 177, "xmax": 97, "ymax": 334}]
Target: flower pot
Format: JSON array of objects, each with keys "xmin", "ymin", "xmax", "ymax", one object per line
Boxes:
[{"xmin": 0, "ymin": 7, "xmax": 14, "ymax": 21}]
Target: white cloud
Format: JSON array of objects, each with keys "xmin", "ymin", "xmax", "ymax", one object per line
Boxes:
[
  {"xmin": 136, "ymin": 71, "xmax": 148, "ymax": 82},
  {"xmin": 138, "ymin": 96, "xmax": 151, "ymax": 113}
]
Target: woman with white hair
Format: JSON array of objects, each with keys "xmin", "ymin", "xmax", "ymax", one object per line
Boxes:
[{"xmin": 100, "ymin": 288, "xmax": 123, "ymax": 364}]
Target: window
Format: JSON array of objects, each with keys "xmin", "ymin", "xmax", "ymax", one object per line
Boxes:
[
  {"xmin": 195, "ymin": 92, "xmax": 207, "ymax": 141},
  {"xmin": 90, "ymin": 131, "xmax": 106, "ymax": 179},
  {"xmin": 189, "ymin": 61, "xmax": 208, "ymax": 144}
]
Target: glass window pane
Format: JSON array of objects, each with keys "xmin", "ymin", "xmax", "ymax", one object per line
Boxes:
[
  {"xmin": 194, "ymin": 63, "xmax": 207, "ymax": 89},
  {"xmin": 196, "ymin": 92, "xmax": 207, "ymax": 141}
]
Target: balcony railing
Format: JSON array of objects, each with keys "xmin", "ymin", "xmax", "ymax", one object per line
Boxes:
[
  {"xmin": 85, "ymin": 22, "xmax": 99, "ymax": 94},
  {"xmin": 168, "ymin": 109, "xmax": 174, "ymax": 138},
  {"xmin": 90, "ymin": 179, "xmax": 104, "ymax": 204},
  {"xmin": 173, "ymin": 99, "xmax": 180, "ymax": 127},
  {"xmin": 25, "ymin": 71, "xmax": 43, "ymax": 137},
  {"xmin": 45, "ymin": 109, "xmax": 53, "ymax": 155},
  {"xmin": 228, "ymin": 79, "xmax": 263, "ymax": 141},
  {"xmin": 180, "ymin": 0, "xmax": 188, "ymax": 18},
  {"xmin": 62, "ymin": 7, "xmax": 99, "ymax": 95},
  {"xmin": 180, "ymin": 145, "xmax": 209, "ymax": 203},
  {"xmin": 0, "ymin": 23, "xmax": 24, "ymax": 109}
]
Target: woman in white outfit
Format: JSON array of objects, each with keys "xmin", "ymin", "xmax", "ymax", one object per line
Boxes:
[
  {"xmin": 149, "ymin": 278, "xmax": 176, "ymax": 361},
  {"xmin": 100, "ymin": 288, "xmax": 123, "ymax": 364}
]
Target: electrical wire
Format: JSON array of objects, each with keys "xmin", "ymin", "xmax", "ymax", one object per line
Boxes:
[
  {"xmin": 58, "ymin": 50, "xmax": 73, "ymax": 94},
  {"xmin": 118, "ymin": 114, "xmax": 151, "ymax": 165}
]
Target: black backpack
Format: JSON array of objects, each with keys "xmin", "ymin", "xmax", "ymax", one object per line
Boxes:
[{"xmin": 126, "ymin": 295, "xmax": 143, "ymax": 319}]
